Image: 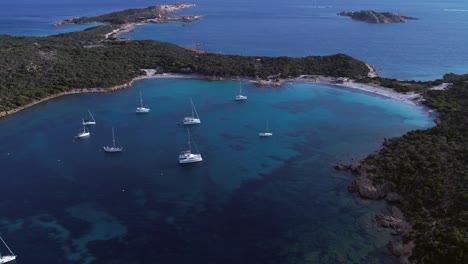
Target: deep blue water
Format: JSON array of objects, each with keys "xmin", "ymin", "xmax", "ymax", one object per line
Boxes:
[{"xmin": 0, "ymin": 0, "xmax": 444, "ymax": 263}]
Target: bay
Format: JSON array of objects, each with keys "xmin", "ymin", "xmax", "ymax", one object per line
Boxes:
[{"xmin": 0, "ymin": 78, "xmax": 433, "ymax": 263}]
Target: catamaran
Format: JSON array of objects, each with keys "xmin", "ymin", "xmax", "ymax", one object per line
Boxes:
[
  {"xmin": 75, "ymin": 120, "xmax": 90, "ymax": 138},
  {"xmin": 235, "ymin": 82, "xmax": 247, "ymax": 101},
  {"xmin": 0, "ymin": 235, "xmax": 16, "ymax": 264},
  {"xmin": 179, "ymin": 128, "xmax": 202, "ymax": 164},
  {"xmin": 136, "ymin": 91, "xmax": 150, "ymax": 113},
  {"xmin": 82, "ymin": 109, "xmax": 96, "ymax": 125},
  {"xmin": 183, "ymin": 98, "xmax": 201, "ymax": 125},
  {"xmin": 103, "ymin": 127, "xmax": 123, "ymax": 153},
  {"xmin": 259, "ymin": 120, "xmax": 273, "ymax": 137}
]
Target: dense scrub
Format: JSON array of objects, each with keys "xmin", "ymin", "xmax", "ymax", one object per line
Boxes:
[
  {"xmin": 0, "ymin": 26, "xmax": 369, "ymax": 112},
  {"xmin": 361, "ymin": 73, "xmax": 468, "ymax": 263}
]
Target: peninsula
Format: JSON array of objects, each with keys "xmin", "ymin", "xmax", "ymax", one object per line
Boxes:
[
  {"xmin": 52, "ymin": 3, "xmax": 202, "ymax": 26},
  {"xmin": 338, "ymin": 10, "xmax": 417, "ymax": 23}
]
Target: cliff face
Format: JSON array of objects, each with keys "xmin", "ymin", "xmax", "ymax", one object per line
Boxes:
[{"xmin": 338, "ymin": 10, "xmax": 417, "ymax": 23}]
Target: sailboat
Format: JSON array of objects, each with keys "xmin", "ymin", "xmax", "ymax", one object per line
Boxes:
[
  {"xmin": 103, "ymin": 127, "xmax": 123, "ymax": 153},
  {"xmin": 183, "ymin": 98, "xmax": 201, "ymax": 125},
  {"xmin": 235, "ymin": 82, "xmax": 247, "ymax": 101},
  {"xmin": 179, "ymin": 127, "xmax": 202, "ymax": 164},
  {"xmin": 82, "ymin": 109, "xmax": 96, "ymax": 125},
  {"xmin": 75, "ymin": 119, "xmax": 90, "ymax": 138},
  {"xmin": 0, "ymin": 235, "xmax": 16, "ymax": 264},
  {"xmin": 136, "ymin": 91, "xmax": 150, "ymax": 113},
  {"xmin": 259, "ymin": 120, "xmax": 273, "ymax": 137}
]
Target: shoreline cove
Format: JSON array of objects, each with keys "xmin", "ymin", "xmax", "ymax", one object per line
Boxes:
[{"xmin": 0, "ymin": 71, "xmax": 436, "ymax": 120}]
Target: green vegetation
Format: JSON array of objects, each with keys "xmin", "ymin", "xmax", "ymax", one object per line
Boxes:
[
  {"xmin": 0, "ymin": 25, "xmax": 369, "ymax": 113},
  {"xmin": 357, "ymin": 76, "xmax": 443, "ymax": 93},
  {"xmin": 53, "ymin": 4, "xmax": 194, "ymax": 25},
  {"xmin": 360, "ymin": 73, "xmax": 468, "ymax": 263}
]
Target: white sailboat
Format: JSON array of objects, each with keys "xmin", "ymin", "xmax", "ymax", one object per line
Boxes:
[
  {"xmin": 179, "ymin": 128, "xmax": 202, "ymax": 164},
  {"xmin": 235, "ymin": 82, "xmax": 247, "ymax": 101},
  {"xmin": 75, "ymin": 120, "xmax": 90, "ymax": 138},
  {"xmin": 183, "ymin": 98, "xmax": 201, "ymax": 125},
  {"xmin": 136, "ymin": 91, "xmax": 150, "ymax": 113},
  {"xmin": 0, "ymin": 235, "xmax": 16, "ymax": 264},
  {"xmin": 259, "ymin": 120, "xmax": 273, "ymax": 137},
  {"xmin": 103, "ymin": 127, "xmax": 123, "ymax": 153},
  {"xmin": 82, "ymin": 109, "xmax": 96, "ymax": 125}
]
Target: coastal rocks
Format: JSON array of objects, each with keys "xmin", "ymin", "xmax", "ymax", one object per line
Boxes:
[
  {"xmin": 255, "ymin": 79, "xmax": 283, "ymax": 87},
  {"xmin": 349, "ymin": 175, "xmax": 391, "ymax": 199},
  {"xmin": 387, "ymin": 240, "xmax": 415, "ymax": 262},
  {"xmin": 334, "ymin": 162, "xmax": 391, "ymax": 199},
  {"xmin": 375, "ymin": 206, "xmax": 411, "ymax": 235},
  {"xmin": 338, "ymin": 10, "xmax": 417, "ymax": 24},
  {"xmin": 385, "ymin": 192, "xmax": 404, "ymax": 203}
]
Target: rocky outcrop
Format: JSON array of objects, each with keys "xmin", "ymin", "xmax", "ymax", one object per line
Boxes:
[
  {"xmin": 334, "ymin": 162, "xmax": 392, "ymax": 199},
  {"xmin": 338, "ymin": 10, "xmax": 417, "ymax": 24},
  {"xmin": 387, "ymin": 240, "xmax": 415, "ymax": 263},
  {"xmin": 375, "ymin": 206, "xmax": 411, "ymax": 235}
]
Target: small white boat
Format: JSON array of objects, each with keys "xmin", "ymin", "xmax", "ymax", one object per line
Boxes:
[
  {"xmin": 75, "ymin": 120, "xmax": 90, "ymax": 138},
  {"xmin": 103, "ymin": 128, "xmax": 123, "ymax": 153},
  {"xmin": 183, "ymin": 98, "xmax": 201, "ymax": 125},
  {"xmin": 179, "ymin": 128, "xmax": 202, "ymax": 164},
  {"xmin": 82, "ymin": 109, "xmax": 96, "ymax": 125},
  {"xmin": 235, "ymin": 82, "xmax": 247, "ymax": 101},
  {"xmin": 136, "ymin": 91, "xmax": 150, "ymax": 113},
  {"xmin": 259, "ymin": 120, "xmax": 273, "ymax": 137},
  {"xmin": 0, "ymin": 235, "xmax": 16, "ymax": 264}
]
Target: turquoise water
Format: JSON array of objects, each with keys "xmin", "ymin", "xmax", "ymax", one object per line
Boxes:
[{"xmin": 0, "ymin": 78, "xmax": 433, "ymax": 263}]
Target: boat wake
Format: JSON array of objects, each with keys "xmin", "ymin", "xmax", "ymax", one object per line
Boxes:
[{"xmin": 444, "ymin": 8, "xmax": 468, "ymax": 12}]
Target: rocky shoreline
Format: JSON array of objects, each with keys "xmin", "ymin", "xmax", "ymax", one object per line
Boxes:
[
  {"xmin": 338, "ymin": 10, "xmax": 417, "ymax": 24},
  {"xmin": 334, "ymin": 161, "xmax": 415, "ymax": 262}
]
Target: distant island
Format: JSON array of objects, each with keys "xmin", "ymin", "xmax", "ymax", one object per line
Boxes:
[
  {"xmin": 53, "ymin": 3, "xmax": 202, "ymax": 26},
  {"xmin": 338, "ymin": 10, "xmax": 417, "ymax": 23}
]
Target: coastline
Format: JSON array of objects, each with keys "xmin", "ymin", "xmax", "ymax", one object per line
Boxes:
[{"xmin": 0, "ymin": 71, "xmax": 436, "ymax": 120}]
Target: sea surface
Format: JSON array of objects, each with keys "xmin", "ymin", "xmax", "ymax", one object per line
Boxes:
[
  {"xmin": 1, "ymin": 0, "xmax": 467, "ymax": 80},
  {"xmin": 0, "ymin": 0, "xmax": 448, "ymax": 263}
]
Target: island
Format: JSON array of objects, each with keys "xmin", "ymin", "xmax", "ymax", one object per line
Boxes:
[
  {"xmin": 0, "ymin": 4, "xmax": 466, "ymax": 264},
  {"xmin": 338, "ymin": 10, "xmax": 417, "ymax": 23}
]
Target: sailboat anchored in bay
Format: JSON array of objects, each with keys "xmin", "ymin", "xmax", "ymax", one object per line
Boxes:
[
  {"xmin": 0, "ymin": 235, "xmax": 16, "ymax": 264},
  {"xmin": 82, "ymin": 109, "xmax": 96, "ymax": 125},
  {"xmin": 179, "ymin": 127, "xmax": 202, "ymax": 164},
  {"xmin": 183, "ymin": 98, "xmax": 201, "ymax": 125},
  {"xmin": 103, "ymin": 127, "xmax": 123, "ymax": 153},
  {"xmin": 136, "ymin": 91, "xmax": 150, "ymax": 113},
  {"xmin": 235, "ymin": 82, "xmax": 247, "ymax": 101}
]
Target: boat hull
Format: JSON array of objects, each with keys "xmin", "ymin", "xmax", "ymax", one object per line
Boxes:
[
  {"xmin": 0, "ymin": 255, "xmax": 16, "ymax": 263},
  {"xmin": 235, "ymin": 95, "xmax": 247, "ymax": 101},
  {"xmin": 179, "ymin": 153, "xmax": 202, "ymax": 164},
  {"xmin": 75, "ymin": 132, "xmax": 90, "ymax": 138},
  {"xmin": 136, "ymin": 107, "xmax": 150, "ymax": 113},
  {"xmin": 259, "ymin": 132, "xmax": 273, "ymax": 137},
  {"xmin": 103, "ymin": 146, "xmax": 123, "ymax": 153},
  {"xmin": 183, "ymin": 118, "xmax": 201, "ymax": 125}
]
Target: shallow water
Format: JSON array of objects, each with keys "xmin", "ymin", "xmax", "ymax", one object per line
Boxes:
[{"xmin": 0, "ymin": 79, "xmax": 433, "ymax": 263}]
